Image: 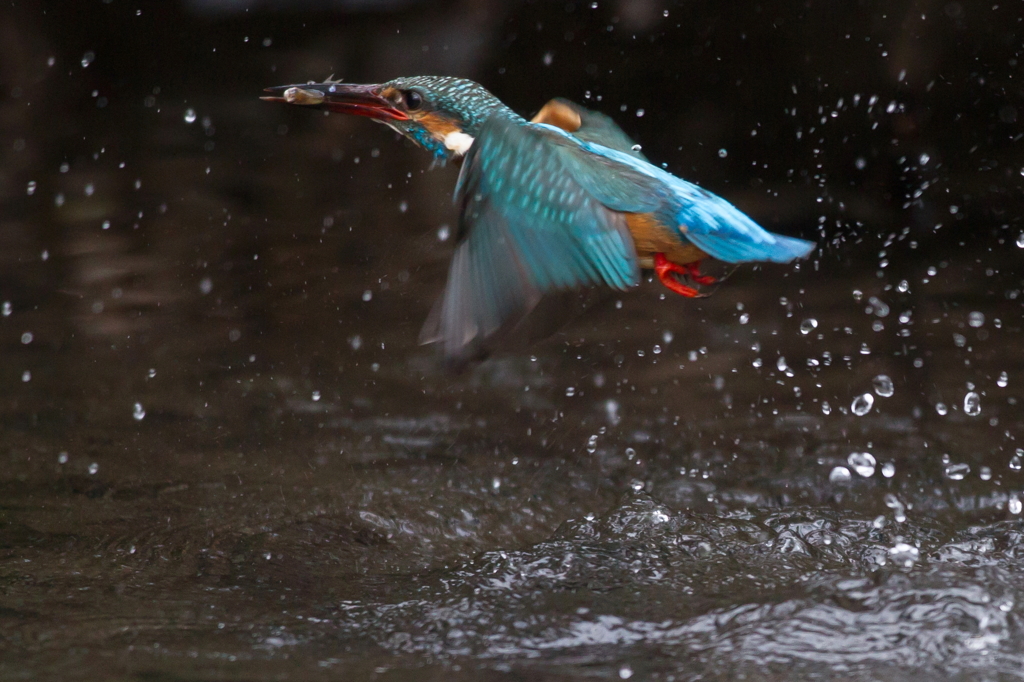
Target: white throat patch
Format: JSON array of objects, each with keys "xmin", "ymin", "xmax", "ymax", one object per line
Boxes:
[{"xmin": 443, "ymin": 131, "xmax": 475, "ymax": 156}]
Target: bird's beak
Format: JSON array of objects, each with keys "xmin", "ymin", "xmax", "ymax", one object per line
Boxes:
[{"xmin": 261, "ymin": 82, "xmax": 409, "ymax": 121}]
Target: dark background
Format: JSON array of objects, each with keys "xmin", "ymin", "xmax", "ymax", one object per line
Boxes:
[{"xmin": 1, "ymin": 1, "xmax": 1022, "ymax": 680}]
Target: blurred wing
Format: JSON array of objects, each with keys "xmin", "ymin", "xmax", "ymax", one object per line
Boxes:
[
  {"xmin": 420, "ymin": 115, "xmax": 650, "ymax": 358},
  {"xmin": 532, "ymin": 98, "xmax": 648, "ymax": 161}
]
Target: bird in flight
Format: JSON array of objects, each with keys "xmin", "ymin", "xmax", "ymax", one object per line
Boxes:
[{"xmin": 262, "ymin": 76, "xmax": 815, "ymax": 360}]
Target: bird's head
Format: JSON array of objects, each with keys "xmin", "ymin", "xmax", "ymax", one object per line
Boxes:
[{"xmin": 262, "ymin": 76, "xmax": 508, "ymax": 161}]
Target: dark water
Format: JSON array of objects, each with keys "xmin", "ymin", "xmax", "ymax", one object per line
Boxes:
[{"xmin": 2, "ymin": 1, "xmax": 1023, "ymax": 680}]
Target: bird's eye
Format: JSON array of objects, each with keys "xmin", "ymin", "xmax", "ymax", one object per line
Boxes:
[{"xmin": 403, "ymin": 90, "xmax": 422, "ymax": 110}]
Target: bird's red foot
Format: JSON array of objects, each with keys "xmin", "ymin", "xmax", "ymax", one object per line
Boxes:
[{"xmin": 653, "ymin": 253, "xmax": 714, "ymax": 298}]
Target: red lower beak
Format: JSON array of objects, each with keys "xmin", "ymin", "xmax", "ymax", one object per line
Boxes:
[{"xmin": 261, "ymin": 82, "xmax": 409, "ymax": 121}]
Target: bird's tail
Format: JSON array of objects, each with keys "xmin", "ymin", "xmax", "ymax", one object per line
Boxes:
[{"xmin": 675, "ymin": 189, "xmax": 816, "ymax": 264}]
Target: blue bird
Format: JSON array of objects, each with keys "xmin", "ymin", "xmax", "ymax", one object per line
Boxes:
[{"xmin": 262, "ymin": 76, "xmax": 815, "ymax": 359}]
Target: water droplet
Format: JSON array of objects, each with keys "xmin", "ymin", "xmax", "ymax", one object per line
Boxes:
[
  {"xmin": 2, "ymin": 301, "xmax": 11, "ymax": 317},
  {"xmin": 751, "ymin": 357, "xmax": 762, "ymax": 368},
  {"xmin": 565, "ymin": 387, "xmax": 576, "ymax": 397},
  {"xmin": 635, "ymin": 108, "xmax": 645, "ymax": 118},
  {"xmin": 184, "ymin": 108, "xmax": 197, "ymax": 124},
  {"xmin": 20, "ymin": 332, "xmax": 33, "ymax": 345},
  {"xmin": 88, "ymin": 462, "xmax": 99, "ymax": 475},
  {"xmin": 58, "ymin": 452, "xmax": 69, "ymax": 464},
  {"xmin": 776, "ymin": 357, "xmax": 788, "ymax": 372},
  {"xmin": 586, "ymin": 434, "xmax": 598, "ymax": 454},
  {"xmin": 362, "ymin": 290, "xmax": 373, "ymax": 302},
  {"xmin": 1009, "ymin": 454, "xmax": 1022, "ymax": 471},
  {"xmin": 873, "ymin": 375, "xmax": 894, "ymax": 397},
  {"xmin": 631, "ymin": 143, "xmax": 642, "ymax": 152},
  {"xmin": 437, "ymin": 225, "xmax": 450, "ymax": 241},
  {"xmin": 848, "ymin": 452, "xmax": 876, "ymax": 477},
  {"xmin": 997, "ymin": 371, "xmax": 1009, "ymax": 388},
  {"xmin": 81, "ymin": 51, "xmax": 95, "ymax": 68},
  {"xmin": 662, "ymin": 330, "xmax": 674, "ymax": 344},
  {"xmin": 964, "ymin": 391, "xmax": 981, "ymax": 416},
  {"xmin": 980, "ymin": 466, "xmax": 992, "ymax": 481},
  {"xmin": 21, "ymin": 370, "xmax": 31, "ymax": 382},
  {"xmin": 851, "ymin": 393, "xmax": 874, "ymax": 416},
  {"xmin": 738, "ymin": 312, "xmax": 749, "ymax": 324},
  {"xmin": 26, "ymin": 180, "xmax": 36, "ymax": 195},
  {"xmin": 1010, "ymin": 495, "xmax": 1023, "ymax": 515},
  {"xmin": 897, "ymin": 279, "xmax": 910, "ymax": 293},
  {"xmin": 619, "ymin": 665, "xmax": 634, "ymax": 680},
  {"xmin": 829, "ymin": 466, "xmax": 852, "ymax": 483},
  {"xmin": 882, "ymin": 462, "xmax": 896, "ymax": 478},
  {"xmin": 855, "ymin": 157, "xmax": 867, "ymax": 170},
  {"xmin": 944, "ymin": 462, "xmax": 970, "ymax": 481},
  {"xmin": 133, "ymin": 402, "xmax": 146, "ymax": 421},
  {"xmin": 821, "ymin": 401, "xmax": 831, "ymax": 415},
  {"xmin": 542, "ymin": 51, "xmax": 553, "ymax": 66},
  {"xmin": 968, "ymin": 311, "xmax": 985, "ymax": 328},
  {"xmin": 936, "ymin": 402, "xmax": 948, "ymax": 416},
  {"xmin": 1017, "ymin": 233, "xmax": 1024, "ymax": 248},
  {"xmin": 718, "ymin": 148, "xmax": 727, "ymax": 158},
  {"xmin": 311, "ymin": 391, "xmax": 321, "ymax": 402},
  {"xmin": 799, "ymin": 318, "xmax": 818, "ymax": 335},
  {"xmin": 888, "ymin": 542, "xmax": 919, "ymax": 567},
  {"xmin": 348, "ymin": 335, "xmax": 362, "ymax": 350}
]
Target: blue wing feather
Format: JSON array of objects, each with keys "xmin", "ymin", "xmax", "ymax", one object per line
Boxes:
[{"xmin": 422, "ymin": 115, "xmax": 641, "ymax": 358}]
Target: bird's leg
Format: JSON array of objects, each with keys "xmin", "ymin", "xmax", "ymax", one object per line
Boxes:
[
  {"xmin": 653, "ymin": 253, "xmax": 700, "ymax": 298},
  {"xmin": 681, "ymin": 261, "xmax": 716, "ymax": 286}
]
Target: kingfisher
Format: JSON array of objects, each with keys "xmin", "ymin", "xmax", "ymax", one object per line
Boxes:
[{"xmin": 262, "ymin": 76, "xmax": 815, "ymax": 359}]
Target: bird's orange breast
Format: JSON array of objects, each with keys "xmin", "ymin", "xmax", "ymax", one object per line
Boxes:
[{"xmin": 624, "ymin": 212, "xmax": 706, "ymax": 268}]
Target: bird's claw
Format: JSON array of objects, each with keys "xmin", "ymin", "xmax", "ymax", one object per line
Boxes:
[{"xmin": 653, "ymin": 253, "xmax": 715, "ymax": 298}]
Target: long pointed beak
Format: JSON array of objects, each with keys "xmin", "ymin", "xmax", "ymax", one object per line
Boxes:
[{"xmin": 260, "ymin": 82, "xmax": 409, "ymax": 121}]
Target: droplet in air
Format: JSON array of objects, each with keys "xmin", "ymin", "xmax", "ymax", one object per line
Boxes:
[
  {"xmin": 851, "ymin": 393, "xmax": 875, "ymax": 416},
  {"xmin": 2, "ymin": 301, "xmax": 11, "ymax": 317},
  {"xmin": 997, "ymin": 371, "xmax": 1008, "ymax": 388},
  {"xmin": 631, "ymin": 144, "xmax": 642, "ymax": 152},
  {"xmin": 873, "ymin": 375, "xmax": 894, "ymax": 397},
  {"xmin": 88, "ymin": 462, "xmax": 99, "ymax": 475},
  {"xmin": 26, "ymin": 180, "xmax": 36, "ymax": 195},
  {"xmin": 944, "ymin": 462, "xmax": 970, "ymax": 480},
  {"xmin": 980, "ymin": 466, "xmax": 992, "ymax": 481},
  {"xmin": 963, "ymin": 391, "xmax": 981, "ymax": 416},
  {"xmin": 1010, "ymin": 454, "xmax": 1022, "ymax": 471},
  {"xmin": 1010, "ymin": 495, "xmax": 1023, "ymax": 515},
  {"xmin": 133, "ymin": 402, "xmax": 146, "ymax": 421},
  {"xmin": 1017, "ymin": 233, "xmax": 1024, "ymax": 248},
  {"xmin": 311, "ymin": 391, "xmax": 321, "ymax": 402},
  {"xmin": 362, "ymin": 290, "xmax": 373, "ymax": 302},
  {"xmin": 20, "ymin": 332, "xmax": 33, "ymax": 345},
  {"xmin": 81, "ymin": 51, "xmax": 95, "ymax": 68},
  {"xmin": 799, "ymin": 318, "xmax": 818, "ymax": 335},
  {"xmin": 586, "ymin": 434, "xmax": 598, "ymax": 454},
  {"xmin": 935, "ymin": 402, "xmax": 948, "ymax": 416},
  {"xmin": 718, "ymin": 149, "xmax": 727, "ymax": 158},
  {"xmin": 967, "ymin": 311, "xmax": 985, "ymax": 328},
  {"xmin": 184, "ymin": 108, "xmax": 197, "ymax": 124},
  {"xmin": 829, "ymin": 466, "xmax": 852, "ymax": 483},
  {"xmin": 848, "ymin": 452, "xmax": 876, "ymax": 477},
  {"xmin": 565, "ymin": 387, "xmax": 576, "ymax": 397},
  {"xmin": 881, "ymin": 462, "xmax": 896, "ymax": 478}
]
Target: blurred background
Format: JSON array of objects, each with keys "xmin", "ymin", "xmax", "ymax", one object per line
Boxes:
[{"xmin": 1, "ymin": 0, "xmax": 1023, "ymax": 679}]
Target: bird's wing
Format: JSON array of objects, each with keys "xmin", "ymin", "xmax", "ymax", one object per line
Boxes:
[
  {"xmin": 531, "ymin": 98, "xmax": 648, "ymax": 161},
  {"xmin": 420, "ymin": 115, "xmax": 656, "ymax": 358}
]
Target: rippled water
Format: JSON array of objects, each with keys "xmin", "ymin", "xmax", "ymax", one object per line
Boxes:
[{"xmin": 2, "ymin": 2, "xmax": 1024, "ymax": 680}]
